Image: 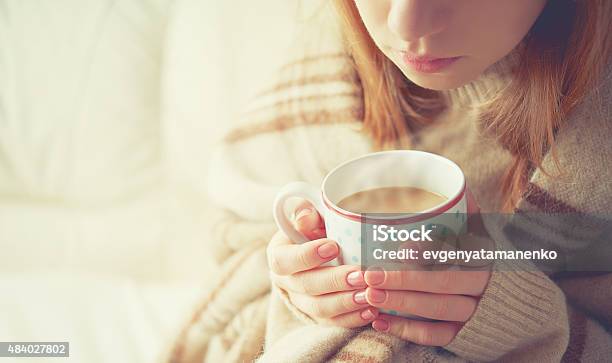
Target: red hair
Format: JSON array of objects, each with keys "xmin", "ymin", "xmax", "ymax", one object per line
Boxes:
[{"xmin": 333, "ymin": 0, "xmax": 612, "ymax": 211}]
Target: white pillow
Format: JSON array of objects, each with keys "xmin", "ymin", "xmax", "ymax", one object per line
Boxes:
[
  {"xmin": 0, "ymin": 0, "xmax": 175, "ymax": 280},
  {"xmin": 0, "ymin": 0, "xmax": 170, "ymax": 203}
]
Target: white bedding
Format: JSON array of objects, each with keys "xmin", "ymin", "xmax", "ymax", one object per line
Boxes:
[
  {"xmin": 0, "ymin": 0, "xmax": 317, "ymax": 361},
  {"xmin": 0, "ymin": 272, "xmax": 202, "ymax": 363},
  {"xmin": 0, "ymin": 1, "xmax": 207, "ymax": 361}
]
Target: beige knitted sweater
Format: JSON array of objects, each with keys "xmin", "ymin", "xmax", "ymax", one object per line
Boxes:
[{"xmin": 161, "ymin": 6, "xmax": 612, "ymax": 363}]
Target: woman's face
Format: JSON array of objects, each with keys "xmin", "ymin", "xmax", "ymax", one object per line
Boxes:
[{"xmin": 354, "ymin": 0, "xmax": 547, "ymax": 90}]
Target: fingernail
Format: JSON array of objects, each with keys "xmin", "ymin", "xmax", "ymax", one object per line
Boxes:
[
  {"xmin": 372, "ymin": 319, "xmax": 389, "ymax": 332},
  {"xmin": 310, "ymin": 227, "xmax": 325, "ymax": 236},
  {"xmin": 360, "ymin": 308, "xmax": 376, "ymax": 320},
  {"xmin": 353, "ymin": 290, "xmax": 367, "ymax": 304},
  {"xmin": 365, "ymin": 269, "xmax": 385, "ymax": 286},
  {"xmin": 295, "ymin": 208, "xmax": 313, "ymax": 221},
  {"xmin": 368, "ymin": 288, "xmax": 387, "ymax": 303},
  {"xmin": 347, "ymin": 271, "xmax": 365, "ymax": 287},
  {"xmin": 317, "ymin": 241, "xmax": 338, "ymax": 259}
]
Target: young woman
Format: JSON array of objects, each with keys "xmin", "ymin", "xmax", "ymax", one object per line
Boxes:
[
  {"xmin": 165, "ymin": 0, "xmax": 611, "ymax": 361},
  {"xmin": 262, "ymin": 0, "xmax": 612, "ymax": 361}
]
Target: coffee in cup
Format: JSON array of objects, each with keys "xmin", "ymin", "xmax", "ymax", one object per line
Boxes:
[{"xmin": 337, "ymin": 186, "xmax": 448, "ymax": 214}]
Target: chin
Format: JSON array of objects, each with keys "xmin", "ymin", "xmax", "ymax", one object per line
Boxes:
[{"xmin": 403, "ymin": 73, "xmax": 471, "ymax": 90}]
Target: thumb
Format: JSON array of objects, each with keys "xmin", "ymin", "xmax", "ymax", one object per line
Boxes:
[{"xmin": 293, "ymin": 202, "xmax": 326, "ymax": 241}]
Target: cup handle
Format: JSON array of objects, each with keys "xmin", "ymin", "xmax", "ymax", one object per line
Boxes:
[{"xmin": 273, "ymin": 182, "xmax": 327, "ymax": 244}]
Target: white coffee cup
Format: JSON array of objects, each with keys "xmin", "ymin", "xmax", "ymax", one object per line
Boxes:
[{"xmin": 272, "ymin": 150, "xmax": 467, "ymax": 318}]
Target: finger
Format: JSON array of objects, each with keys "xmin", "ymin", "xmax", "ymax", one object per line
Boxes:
[
  {"xmin": 364, "ymin": 268, "xmax": 489, "ymax": 296},
  {"xmin": 394, "ymin": 227, "xmax": 461, "ymax": 267},
  {"xmin": 293, "ymin": 200, "xmax": 326, "ymax": 240},
  {"xmin": 372, "ymin": 315, "xmax": 462, "ymax": 346},
  {"xmin": 287, "ymin": 289, "xmax": 369, "ymax": 319},
  {"xmin": 400, "ymin": 230, "xmax": 494, "ymax": 268},
  {"xmin": 420, "ymin": 227, "xmax": 492, "ymax": 268},
  {"xmin": 365, "ymin": 288, "xmax": 478, "ymax": 322},
  {"xmin": 319, "ymin": 307, "xmax": 379, "ymax": 328},
  {"xmin": 267, "ymin": 231, "xmax": 339, "ymax": 275},
  {"xmin": 397, "ymin": 240, "xmax": 439, "ymax": 266},
  {"xmin": 272, "ymin": 265, "xmax": 366, "ymax": 295}
]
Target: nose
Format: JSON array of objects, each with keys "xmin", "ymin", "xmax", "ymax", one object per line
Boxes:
[{"xmin": 387, "ymin": 0, "xmax": 447, "ymax": 42}]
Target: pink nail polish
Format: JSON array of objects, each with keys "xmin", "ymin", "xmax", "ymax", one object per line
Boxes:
[
  {"xmin": 353, "ymin": 290, "xmax": 367, "ymax": 304},
  {"xmin": 295, "ymin": 208, "xmax": 313, "ymax": 221},
  {"xmin": 373, "ymin": 319, "xmax": 390, "ymax": 332},
  {"xmin": 361, "ymin": 309, "xmax": 375, "ymax": 320},
  {"xmin": 347, "ymin": 271, "xmax": 365, "ymax": 287},
  {"xmin": 310, "ymin": 228, "xmax": 324, "ymax": 235}
]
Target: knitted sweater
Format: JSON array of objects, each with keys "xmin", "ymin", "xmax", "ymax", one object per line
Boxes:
[{"xmin": 161, "ymin": 5, "xmax": 612, "ymax": 363}]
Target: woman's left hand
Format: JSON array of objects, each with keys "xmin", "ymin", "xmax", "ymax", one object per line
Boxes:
[
  {"xmin": 365, "ymin": 188, "xmax": 490, "ymax": 346},
  {"xmin": 364, "ymin": 262, "xmax": 491, "ymax": 346}
]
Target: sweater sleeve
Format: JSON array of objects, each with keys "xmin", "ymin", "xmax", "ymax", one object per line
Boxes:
[{"xmin": 445, "ymin": 258, "xmax": 570, "ymax": 362}]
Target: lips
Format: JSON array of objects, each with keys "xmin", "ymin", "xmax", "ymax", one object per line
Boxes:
[{"xmin": 401, "ymin": 52, "xmax": 461, "ymax": 73}]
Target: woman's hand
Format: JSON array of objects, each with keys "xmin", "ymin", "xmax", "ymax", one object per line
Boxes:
[
  {"xmin": 364, "ymin": 268, "xmax": 490, "ymax": 345},
  {"xmin": 366, "ymin": 188, "xmax": 491, "ymax": 346},
  {"xmin": 266, "ymin": 202, "xmax": 379, "ymax": 327}
]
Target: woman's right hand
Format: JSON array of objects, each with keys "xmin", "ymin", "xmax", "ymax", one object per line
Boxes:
[{"xmin": 266, "ymin": 201, "xmax": 379, "ymax": 327}]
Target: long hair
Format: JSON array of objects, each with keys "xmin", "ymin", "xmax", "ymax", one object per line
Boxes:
[{"xmin": 333, "ymin": 0, "xmax": 612, "ymax": 211}]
